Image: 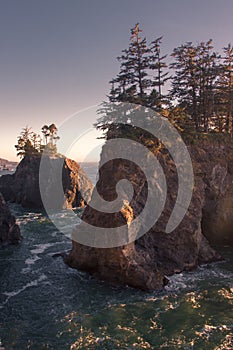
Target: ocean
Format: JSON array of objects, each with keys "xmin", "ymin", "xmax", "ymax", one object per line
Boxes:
[{"xmin": 0, "ymin": 164, "xmax": 233, "ymax": 349}]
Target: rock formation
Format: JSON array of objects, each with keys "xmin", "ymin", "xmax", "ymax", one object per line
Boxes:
[
  {"xmin": 0, "ymin": 193, "xmax": 22, "ymax": 245},
  {"xmin": 66, "ymin": 141, "xmax": 233, "ymax": 291},
  {"xmin": 0, "ymin": 155, "xmax": 92, "ymax": 210},
  {"xmin": 196, "ymin": 148, "xmax": 233, "ymax": 246}
]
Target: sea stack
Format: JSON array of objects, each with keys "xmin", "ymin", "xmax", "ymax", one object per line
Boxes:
[
  {"xmin": 65, "ymin": 141, "xmax": 232, "ymax": 291},
  {"xmin": 0, "ymin": 154, "xmax": 93, "ymax": 210}
]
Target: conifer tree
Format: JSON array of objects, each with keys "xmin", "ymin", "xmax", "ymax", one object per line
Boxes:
[
  {"xmin": 170, "ymin": 42, "xmax": 200, "ymax": 130},
  {"xmin": 111, "ymin": 23, "xmax": 151, "ymax": 105},
  {"xmin": 96, "ymin": 24, "xmax": 169, "ymax": 136},
  {"xmin": 197, "ymin": 40, "xmax": 219, "ymax": 132},
  {"xmin": 15, "ymin": 124, "xmax": 60, "ymax": 158},
  {"xmin": 149, "ymin": 36, "xmax": 170, "ymax": 109},
  {"xmin": 217, "ymin": 44, "xmax": 233, "ymax": 133},
  {"xmin": 15, "ymin": 126, "xmax": 36, "ymax": 158},
  {"xmin": 170, "ymin": 40, "xmax": 219, "ymax": 132}
]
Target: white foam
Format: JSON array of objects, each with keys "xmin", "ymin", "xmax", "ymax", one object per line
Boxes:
[
  {"xmin": 163, "ymin": 262, "xmax": 233, "ymax": 294},
  {"xmin": 25, "ymin": 255, "xmax": 40, "ymax": 265},
  {"xmin": 30, "ymin": 243, "xmax": 55, "ymax": 255},
  {"xmin": 22, "ymin": 242, "xmax": 66, "ymax": 274},
  {"xmin": 1, "ymin": 274, "xmax": 47, "ymax": 306}
]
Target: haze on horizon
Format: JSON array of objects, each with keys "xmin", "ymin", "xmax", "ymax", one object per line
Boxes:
[{"xmin": 1, "ymin": 0, "xmax": 233, "ymax": 161}]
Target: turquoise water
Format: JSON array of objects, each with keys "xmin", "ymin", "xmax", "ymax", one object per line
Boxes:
[{"xmin": 0, "ymin": 165, "xmax": 233, "ymax": 349}]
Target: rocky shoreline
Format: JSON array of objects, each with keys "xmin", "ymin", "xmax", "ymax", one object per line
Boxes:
[
  {"xmin": 0, "ymin": 154, "xmax": 92, "ymax": 246},
  {"xmin": 1, "ymin": 145, "xmax": 233, "ymax": 291}
]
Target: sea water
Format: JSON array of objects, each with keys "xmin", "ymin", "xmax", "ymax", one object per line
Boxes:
[{"xmin": 0, "ymin": 164, "xmax": 233, "ymax": 349}]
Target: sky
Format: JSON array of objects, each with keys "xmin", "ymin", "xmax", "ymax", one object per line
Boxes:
[{"xmin": 1, "ymin": 0, "xmax": 233, "ymax": 161}]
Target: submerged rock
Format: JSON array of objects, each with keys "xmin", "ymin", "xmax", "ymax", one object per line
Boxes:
[
  {"xmin": 0, "ymin": 155, "xmax": 92, "ymax": 210},
  {"xmin": 0, "ymin": 193, "xmax": 22, "ymax": 245},
  {"xmin": 66, "ymin": 141, "xmax": 232, "ymax": 291}
]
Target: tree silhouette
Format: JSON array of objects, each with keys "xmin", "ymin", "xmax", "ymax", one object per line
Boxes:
[
  {"xmin": 15, "ymin": 123, "xmax": 60, "ymax": 158},
  {"xmin": 96, "ymin": 23, "xmax": 169, "ymax": 135}
]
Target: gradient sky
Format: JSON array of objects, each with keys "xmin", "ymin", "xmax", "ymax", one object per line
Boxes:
[{"xmin": 1, "ymin": 0, "xmax": 233, "ymax": 161}]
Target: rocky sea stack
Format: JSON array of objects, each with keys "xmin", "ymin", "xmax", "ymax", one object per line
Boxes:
[
  {"xmin": 0, "ymin": 193, "xmax": 22, "ymax": 245},
  {"xmin": 0, "ymin": 154, "xmax": 92, "ymax": 210},
  {"xmin": 66, "ymin": 141, "xmax": 233, "ymax": 291}
]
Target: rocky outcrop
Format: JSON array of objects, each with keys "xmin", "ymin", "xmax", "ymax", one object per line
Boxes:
[
  {"xmin": 0, "ymin": 155, "xmax": 92, "ymax": 210},
  {"xmin": 66, "ymin": 141, "xmax": 233, "ymax": 291},
  {"xmin": 196, "ymin": 148, "xmax": 233, "ymax": 246},
  {"xmin": 0, "ymin": 193, "xmax": 22, "ymax": 245}
]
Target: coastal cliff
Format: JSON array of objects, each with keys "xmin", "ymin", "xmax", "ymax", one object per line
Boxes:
[
  {"xmin": 0, "ymin": 193, "xmax": 22, "ymax": 245},
  {"xmin": 0, "ymin": 155, "xmax": 92, "ymax": 210},
  {"xmin": 66, "ymin": 141, "xmax": 233, "ymax": 291}
]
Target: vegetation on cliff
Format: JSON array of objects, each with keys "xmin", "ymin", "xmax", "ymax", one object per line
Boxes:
[
  {"xmin": 1, "ymin": 124, "xmax": 93, "ymax": 210},
  {"xmin": 96, "ymin": 23, "xmax": 233, "ymax": 138},
  {"xmin": 67, "ymin": 23, "xmax": 233, "ymax": 290},
  {"xmin": 15, "ymin": 123, "xmax": 60, "ymax": 158}
]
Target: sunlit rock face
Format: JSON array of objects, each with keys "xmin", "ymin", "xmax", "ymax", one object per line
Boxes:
[
  {"xmin": 65, "ymin": 141, "xmax": 233, "ymax": 291},
  {"xmin": 0, "ymin": 155, "xmax": 92, "ymax": 210},
  {"xmin": 0, "ymin": 193, "xmax": 22, "ymax": 245}
]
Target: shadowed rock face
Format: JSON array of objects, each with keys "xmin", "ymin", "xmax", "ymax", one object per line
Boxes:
[
  {"xmin": 0, "ymin": 155, "xmax": 92, "ymax": 210},
  {"xmin": 0, "ymin": 193, "xmax": 22, "ymax": 246},
  {"xmin": 201, "ymin": 162, "xmax": 233, "ymax": 246},
  {"xmin": 66, "ymin": 142, "xmax": 233, "ymax": 291}
]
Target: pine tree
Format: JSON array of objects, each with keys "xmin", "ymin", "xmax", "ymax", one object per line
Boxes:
[
  {"xmin": 149, "ymin": 36, "xmax": 170, "ymax": 109},
  {"xmin": 170, "ymin": 42, "xmax": 200, "ymax": 129},
  {"xmin": 197, "ymin": 40, "xmax": 219, "ymax": 132},
  {"xmin": 15, "ymin": 124, "xmax": 60, "ymax": 158},
  {"xmin": 96, "ymin": 24, "xmax": 169, "ymax": 136},
  {"xmin": 217, "ymin": 44, "xmax": 233, "ymax": 133},
  {"xmin": 170, "ymin": 40, "xmax": 219, "ymax": 132},
  {"xmin": 14, "ymin": 126, "xmax": 36, "ymax": 158},
  {"xmin": 112, "ymin": 23, "xmax": 151, "ymax": 105}
]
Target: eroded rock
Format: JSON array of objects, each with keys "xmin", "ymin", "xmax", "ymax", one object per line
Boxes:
[
  {"xmin": 0, "ymin": 155, "xmax": 92, "ymax": 210},
  {"xmin": 66, "ymin": 142, "xmax": 230, "ymax": 291},
  {"xmin": 0, "ymin": 193, "xmax": 22, "ymax": 246}
]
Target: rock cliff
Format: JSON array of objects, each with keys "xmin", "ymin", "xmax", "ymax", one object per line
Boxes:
[
  {"xmin": 0, "ymin": 193, "xmax": 22, "ymax": 245},
  {"xmin": 66, "ymin": 141, "xmax": 233, "ymax": 291},
  {"xmin": 0, "ymin": 155, "xmax": 92, "ymax": 210}
]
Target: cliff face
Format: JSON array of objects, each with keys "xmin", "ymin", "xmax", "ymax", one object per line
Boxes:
[
  {"xmin": 0, "ymin": 155, "xmax": 92, "ymax": 210},
  {"xmin": 0, "ymin": 193, "xmax": 22, "ymax": 245},
  {"xmin": 66, "ymin": 142, "xmax": 233, "ymax": 291}
]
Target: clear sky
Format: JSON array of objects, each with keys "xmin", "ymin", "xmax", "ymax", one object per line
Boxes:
[{"xmin": 1, "ymin": 0, "xmax": 233, "ymax": 161}]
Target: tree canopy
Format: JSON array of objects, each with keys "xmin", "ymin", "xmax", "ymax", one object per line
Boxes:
[
  {"xmin": 15, "ymin": 123, "xmax": 60, "ymax": 158},
  {"xmin": 96, "ymin": 23, "xmax": 233, "ymax": 140}
]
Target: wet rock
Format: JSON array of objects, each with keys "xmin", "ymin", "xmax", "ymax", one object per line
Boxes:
[{"xmin": 0, "ymin": 193, "xmax": 22, "ymax": 245}]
